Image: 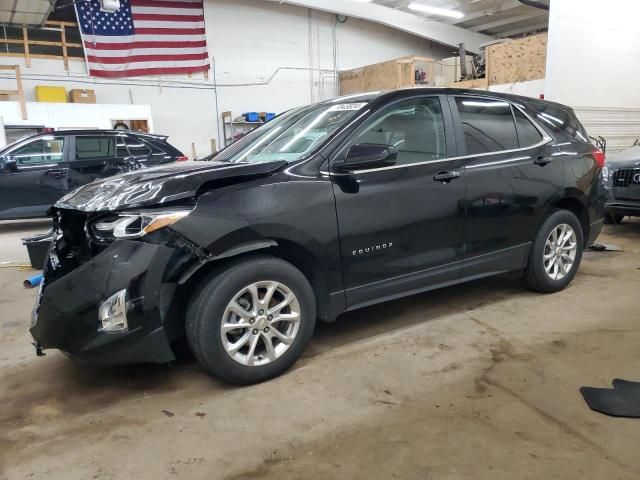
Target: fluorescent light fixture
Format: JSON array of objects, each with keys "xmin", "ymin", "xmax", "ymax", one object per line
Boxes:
[{"xmin": 408, "ymin": 3, "xmax": 465, "ymax": 19}]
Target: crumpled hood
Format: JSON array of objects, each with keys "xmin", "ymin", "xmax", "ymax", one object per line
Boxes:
[
  {"xmin": 54, "ymin": 160, "xmax": 286, "ymax": 212},
  {"xmin": 606, "ymin": 145, "xmax": 640, "ymax": 169}
]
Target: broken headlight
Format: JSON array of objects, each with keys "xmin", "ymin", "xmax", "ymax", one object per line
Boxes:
[{"xmin": 90, "ymin": 209, "xmax": 191, "ymax": 242}]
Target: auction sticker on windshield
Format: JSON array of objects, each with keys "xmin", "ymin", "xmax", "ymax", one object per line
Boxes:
[{"xmin": 330, "ymin": 103, "xmax": 368, "ymax": 111}]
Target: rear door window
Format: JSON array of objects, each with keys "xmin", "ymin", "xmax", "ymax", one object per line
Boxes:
[
  {"xmin": 75, "ymin": 136, "xmax": 116, "ymax": 160},
  {"xmin": 454, "ymin": 97, "xmax": 518, "ymax": 155},
  {"xmin": 513, "ymin": 108, "xmax": 543, "ymax": 147}
]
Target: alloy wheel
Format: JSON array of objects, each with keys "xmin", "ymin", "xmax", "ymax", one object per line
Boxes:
[
  {"xmin": 543, "ymin": 223, "xmax": 578, "ymax": 281},
  {"xmin": 220, "ymin": 281, "xmax": 301, "ymax": 367}
]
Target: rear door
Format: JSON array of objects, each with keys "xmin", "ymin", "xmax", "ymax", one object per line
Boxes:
[
  {"xmin": 69, "ymin": 134, "xmax": 129, "ymax": 190},
  {"xmin": 450, "ymin": 95, "xmax": 561, "ymax": 277},
  {"xmin": 330, "ymin": 94, "xmax": 467, "ymax": 307},
  {"xmin": 0, "ymin": 135, "xmax": 68, "ymax": 219}
]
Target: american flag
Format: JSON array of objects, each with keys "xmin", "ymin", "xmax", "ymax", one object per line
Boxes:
[{"xmin": 75, "ymin": 0, "xmax": 210, "ymax": 78}]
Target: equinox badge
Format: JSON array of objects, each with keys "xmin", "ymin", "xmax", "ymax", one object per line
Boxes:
[{"xmin": 352, "ymin": 242, "xmax": 393, "ymax": 256}]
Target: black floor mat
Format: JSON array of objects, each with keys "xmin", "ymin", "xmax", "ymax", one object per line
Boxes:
[{"xmin": 581, "ymin": 379, "xmax": 640, "ymax": 418}]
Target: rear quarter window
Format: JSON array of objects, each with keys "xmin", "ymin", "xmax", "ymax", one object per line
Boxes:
[{"xmin": 524, "ymin": 101, "xmax": 589, "ymax": 143}]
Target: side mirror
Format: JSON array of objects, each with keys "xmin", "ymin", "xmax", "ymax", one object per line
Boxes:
[{"xmin": 333, "ymin": 144, "xmax": 398, "ymax": 173}]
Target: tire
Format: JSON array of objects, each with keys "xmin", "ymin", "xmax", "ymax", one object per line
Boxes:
[
  {"xmin": 604, "ymin": 214, "xmax": 624, "ymax": 225},
  {"xmin": 524, "ymin": 210, "xmax": 584, "ymax": 293},
  {"xmin": 186, "ymin": 255, "xmax": 316, "ymax": 385}
]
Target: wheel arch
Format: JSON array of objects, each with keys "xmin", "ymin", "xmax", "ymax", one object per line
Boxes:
[
  {"xmin": 550, "ymin": 195, "xmax": 590, "ymax": 246},
  {"xmin": 177, "ymin": 238, "xmax": 333, "ymax": 324}
]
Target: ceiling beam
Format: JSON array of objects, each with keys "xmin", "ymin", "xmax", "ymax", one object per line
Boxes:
[
  {"xmin": 261, "ymin": 0, "xmax": 494, "ymax": 52},
  {"xmin": 453, "ymin": 0, "xmax": 523, "ymax": 24},
  {"xmin": 497, "ymin": 21, "xmax": 548, "ymax": 37},
  {"xmin": 471, "ymin": 10, "xmax": 546, "ymax": 32}
]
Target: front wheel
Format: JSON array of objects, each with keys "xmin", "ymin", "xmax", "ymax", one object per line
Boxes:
[
  {"xmin": 525, "ymin": 210, "xmax": 584, "ymax": 293},
  {"xmin": 186, "ymin": 256, "xmax": 316, "ymax": 385}
]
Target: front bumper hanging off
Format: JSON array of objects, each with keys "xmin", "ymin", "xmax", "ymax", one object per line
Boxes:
[{"xmin": 30, "ymin": 239, "xmax": 181, "ymax": 367}]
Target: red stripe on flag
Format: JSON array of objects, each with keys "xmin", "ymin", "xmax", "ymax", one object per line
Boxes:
[
  {"xmin": 84, "ymin": 40, "xmax": 207, "ymax": 50},
  {"xmin": 131, "ymin": 0, "xmax": 203, "ymax": 8},
  {"xmin": 89, "ymin": 65, "xmax": 210, "ymax": 78},
  {"xmin": 135, "ymin": 27, "xmax": 205, "ymax": 35},
  {"xmin": 132, "ymin": 13, "xmax": 204, "ymax": 22},
  {"xmin": 87, "ymin": 52, "xmax": 209, "ymax": 64}
]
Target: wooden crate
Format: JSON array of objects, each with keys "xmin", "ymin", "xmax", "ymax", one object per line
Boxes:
[
  {"xmin": 446, "ymin": 33, "xmax": 548, "ymax": 90},
  {"xmin": 339, "ymin": 56, "xmax": 434, "ymax": 95},
  {"xmin": 485, "ymin": 33, "xmax": 547, "ymax": 85},
  {"xmin": 450, "ymin": 78, "xmax": 489, "ymax": 90}
]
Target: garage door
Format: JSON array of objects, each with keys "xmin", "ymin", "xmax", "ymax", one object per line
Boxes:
[{"xmin": 575, "ymin": 107, "xmax": 640, "ymax": 153}]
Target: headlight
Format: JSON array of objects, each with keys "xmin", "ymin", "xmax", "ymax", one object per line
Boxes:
[
  {"xmin": 602, "ymin": 166, "xmax": 609, "ymax": 180},
  {"xmin": 91, "ymin": 209, "xmax": 191, "ymax": 241}
]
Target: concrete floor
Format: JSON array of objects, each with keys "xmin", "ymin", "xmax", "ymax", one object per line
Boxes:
[{"xmin": 1, "ymin": 219, "xmax": 639, "ymax": 479}]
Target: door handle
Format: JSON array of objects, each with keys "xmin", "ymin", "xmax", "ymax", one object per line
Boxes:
[
  {"xmin": 534, "ymin": 156, "xmax": 552, "ymax": 166},
  {"xmin": 433, "ymin": 171, "xmax": 461, "ymax": 183},
  {"xmin": 45, "ymin": 169, "xmax": 67, "ymax": 179}
]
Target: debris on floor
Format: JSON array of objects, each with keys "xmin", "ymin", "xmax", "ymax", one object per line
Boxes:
[
  {"xmin": 588, "ymin": 243, "xmax": 624, "ymax": 252},
  {"xmin": 0, "ymin": 261, "xmax": 33, "ymax": 271},
  {"xmin": 23, "ymin": 273, "xmax": 43, "ymax": 289}
]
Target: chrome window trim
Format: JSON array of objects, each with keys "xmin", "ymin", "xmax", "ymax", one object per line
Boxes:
[{"xmin": 323, "ymin": 100, "xmax": 553, "ymax": 176}]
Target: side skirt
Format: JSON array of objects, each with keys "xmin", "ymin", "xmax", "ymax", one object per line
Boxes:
[{"xmin": 338, "ymin": 243, "xmax": 531, "ymax": 315}]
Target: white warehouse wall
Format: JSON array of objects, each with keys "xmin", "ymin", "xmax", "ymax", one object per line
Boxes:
[
  {"xmin": 545, "ymin": 0, "xmax": 640, "ymax": 108},
  {"xmin": 0, "ymin": 0, "xmax": 453, "ymax": 157},
  {"xmin": 546, "ymin": 0, "xmax": 640, "ymax": 150}
]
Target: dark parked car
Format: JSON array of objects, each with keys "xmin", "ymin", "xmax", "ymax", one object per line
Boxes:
[
  {"xmin": 30, "ymin": 89, "xmax": 606, "ymax": 384},
  {"xmin": 0, "ymin": 130, "xmax": 186, "ymax": 219},
  {"xmin": 602, "ymin": 144, "xmax": 640, "ymax": 223}
]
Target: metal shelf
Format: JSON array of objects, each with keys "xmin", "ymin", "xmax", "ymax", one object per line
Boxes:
[{"xmin": 222, "ymin": 111, "xmax": 266, "ymax": 147}]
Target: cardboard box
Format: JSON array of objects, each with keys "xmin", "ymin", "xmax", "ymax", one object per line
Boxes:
[
  {"xmin": 35, "ymin": 86, "xmax": 67, "ymax": 103},
  {"xmin": 69, "ymin": 89, "xmax": 97, "ymax": 104}
]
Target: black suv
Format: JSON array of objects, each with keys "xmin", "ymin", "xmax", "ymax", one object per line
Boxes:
[
  {"xmin": 30, "ymin": 89, "xmax": 606, "ymax": 384},
  {"xmin": 0, "ymin": 130, "xmax": 186, "ymax": 220}
]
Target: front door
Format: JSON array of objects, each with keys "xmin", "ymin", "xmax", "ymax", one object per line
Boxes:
[
  {"xmin": 0, "ymin": 135, "xmax": 68, "ymax": 219},
  {"xmin": 330, "ymin": 95, "xmax": 466, "ymax": 308}
]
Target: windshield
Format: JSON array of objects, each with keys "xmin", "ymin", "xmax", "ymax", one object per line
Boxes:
[{"xmin": 212, "ymin": 101, "xmax": 370, "ymax": 164}]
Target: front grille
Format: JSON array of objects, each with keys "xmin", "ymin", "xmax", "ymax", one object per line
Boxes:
[{"xmin": 613, "ymin": 168, "xmax": 640, "ymax": 187}]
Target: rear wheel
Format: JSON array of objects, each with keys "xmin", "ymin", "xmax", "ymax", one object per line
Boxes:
[
  {"xmin": 525, "ymin": 210, "xmax": 584, "ymax": 293},
  {"xmin": 186, "ymin": 256, "xmax": 316, "ymax": 384},
  {"xmin": 604, "ymin": 214, "xmax": 624, "ymax": 225}
]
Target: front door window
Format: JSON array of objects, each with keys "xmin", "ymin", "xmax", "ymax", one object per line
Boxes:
[
  {"xmin": 348, "ymin": 96, "xmax": 447, "ymax": 165},
  {"xmin": 11, "ymin": 137, "xmax": 65, "ymax": 165}
]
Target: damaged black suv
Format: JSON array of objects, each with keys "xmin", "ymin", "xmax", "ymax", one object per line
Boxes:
[{"xmin": 30, "ymin": 89, "xmax": 606, "ymax": 384}]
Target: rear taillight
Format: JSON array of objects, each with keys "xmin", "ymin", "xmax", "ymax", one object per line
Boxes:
[
  {"xmin": 592, "ymin": 147, "xmax": 605, "ymax": 169},
  {"xmin": 176, "ymin": 156, "xmax": 188, "ymax": 162}
]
